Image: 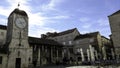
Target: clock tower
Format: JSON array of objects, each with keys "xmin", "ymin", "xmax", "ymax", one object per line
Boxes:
[{"xmin": 6, "ymin": 8, "xmax": 32, "ymax": 68}]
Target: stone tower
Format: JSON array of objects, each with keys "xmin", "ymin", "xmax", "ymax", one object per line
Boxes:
[
  {"xmin": 6, "ymin": 8, "xmax": 32, "ymax": 68},
  {"xmin": 108, "ymin": 10, "xmax": 120, "ymax": 58}
]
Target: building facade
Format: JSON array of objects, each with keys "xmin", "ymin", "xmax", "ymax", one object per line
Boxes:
[
  {"xmin": 0, "ymin": 7, "xmax": 116, "ymax": 68},
  {"xmin": 42, "ymin": 29, "xmax": 112, "ymax": 63},
  {"xmin": 108, "ymin": 10, "xmax": 120, "ymax": 58},
  {"xmin": 0, "ymin": 8, "xmax": 63, "ymax": 68},
  {"xmin": 41, "ymin": 28, "xmax": 80, "ymax": 60}
]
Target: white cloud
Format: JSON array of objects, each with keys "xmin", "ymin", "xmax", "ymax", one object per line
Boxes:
[
  {"xmin": 79, "ymin": 17, "xmax": 90, "ymax": 22},
  {"xmin": 97, "ymin": 19, "xmax": 109, "ymax": 26},
  {"xmin": 0, "ymin": 18, "xmax": 7, "ymax": 25},
  {"xmin": 0, "ymin": 6, "xmax": 10, "ymax": 17},
  {"xmin": 29, "ymin": 26, "xmax": 58, "ymax": 37},
  {"xmin": 29, "ymin": 13, "xmax": 47, "ymax": 26},
  {"xmin": 41, "ymin": 0, "xmax": 64, "ymax": 11},
  {"xmin": 82, "ymin": 24, "xmax": 91, "ymax": 29},
  {"xmin": 0, "ymin": 0, "xmax": 61, "ymax": 37},
  {"xmin": 0, "ymin": 0, "xmax": 32, "ymax": 20},
  {"xmin": 51, "ymin": 15, "xmax": 69, "ymax": 19}
]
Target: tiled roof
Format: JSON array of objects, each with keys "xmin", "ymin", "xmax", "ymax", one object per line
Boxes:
[
  {"xmin": 0, "ymin": 25, "xmax": 7, "ymax": 30},
  {"xmin": 108, "ymin": 10, "xmax": 120, "ymax": 17},
  {"xmin": 10, "ymin": 8, "xmax": 28, "ymax": 16},
  {"xmin": 74, "ymin": 32, "xmax": 99, "ymax": 40},
  {"xmin": 28, "ymin": 37, "xmax": 63, "ymax": 46},
  {"xmin": 101, "ymin": 36, "xmax": 109, "ymax": 40},
  {"xmin": 47, "ymin": 28, "xmax": 77, "ymax": 37},
  {"xmin": 58, "ymin": 28, "xmax": 77, "ymax": 36},
  {"xmin": 0, "ymin": 36, "xmax": 63, "ymax": 54}
]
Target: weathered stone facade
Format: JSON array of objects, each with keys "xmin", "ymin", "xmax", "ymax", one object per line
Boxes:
[
  {"xmin": 0, "ymin": 25, "xmax": 6, "ymax": 46},
  {"xmin": 108, "ymin": 10, "xmax": 120, "ymax": 57},
  {"xmin": 42, "ymin": 29, "xmax": 112, "ymax": 63},
  {"xmin": 41, "ymin": 28, "xmax": 80, "ymax": 60},
  {"xmin": 0, "ymin": 7, "xmax": 117, "ymax": 68},
  {"xmin": 0, "ymin": 8, "xmax": 63, "ymax": 68},
  {"xmin": 0, "ymin": 54, "xmax": 7, "ymax": 68},
  {"xmin": 29, "ymin": 37, "xmax": 63, "ymax": 66},
  {"xmin": 5, "ymin": 8, "xmax": 32, "ymax": 68}
]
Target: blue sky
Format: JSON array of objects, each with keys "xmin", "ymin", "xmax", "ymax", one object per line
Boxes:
[{"xmin": 0, "ymin": 0, "xmax": 120, "ymax": 38}]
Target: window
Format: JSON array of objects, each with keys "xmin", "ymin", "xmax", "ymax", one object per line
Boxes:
[
  {"xmin": 77, "ymin": 48, "xmax": 80, "ymax": 52},
  {"xmin": 69, "ymin": 41, "xmax": 72, "ymax": 45},
  {"xmin": 1, "ymin": 32, "xmax": 4, "ymax": 36},
  {"xmin": 76, "ymin": 41, "xmax": 79, "ymax": 44},
  {"xmin": 63, "ymin": 42, "xmax": 66, "ymax": 45},
  {"xmin": 54, "ymin": 38, "xmax": 57, "ymax": 40},
  {"xmin": 65, "ymin": 36, "xmax": 68, "ymax": 39},
  {"xmin": 90, "ymin": 38, "xmax": 94, "ymax": 42},
  {"xmin": 29, "ymin": 57, "xmax": 31, "ymax": 63},
  {"xmin": 0, "ymin": 56, "xmax": 2, "ymax": 64},
  {"xmin": 63, "ymin": 49, "xmax": 67, "ymax": 53},
  {"xmin": 18, "ymin": 51, "xmax": 20, "ymax": 56}
]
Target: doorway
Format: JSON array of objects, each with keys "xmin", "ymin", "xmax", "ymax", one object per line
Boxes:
[{"xmin": 15, "ymin": 58, "xmax": 21, "ymax": 68}]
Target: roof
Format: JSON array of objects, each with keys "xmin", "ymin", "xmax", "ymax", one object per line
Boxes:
[
  {"xmin": 28, "ymin": 37, "xmax": 63, "ymax": 46},
  {"xmin": 10, "ymin": 8, "xmax": 28, "ymax": 16},
  {"xmin": 0, "ymin": 36, "xmax": 63, "ymax": 54},
  {"xmin": 0, "ymin": 25, "xmax": 7, "ymax": 30},
  {"xmin": 46, "ymin": 28, "xmax": 78, "ymax": 37},
  {"xmin": 74, "ymin": 32, "xmax": 99, "ymax": 40},
  {"xmin": 0, "ymin": 25, "xmax": 62, "ymax": 46},
  {"xmin": 108, "ymin": 10, "xmax": 120, "ymax": 17},
  {"xmin": 101, "ymin": 36, "xmax": 110, "ymax": 40},
  {"xmin": 58, "ymin": 28, "xmax": 77, "ymax": 36}
]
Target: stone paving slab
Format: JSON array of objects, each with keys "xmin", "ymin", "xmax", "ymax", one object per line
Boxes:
[
  {"xmin": 35, "ymin": 65, "xmax": 120, "ymax": 68},
  {"xmin": 66, "ymin": 66, "xmax": 120, "ymax": 68}
]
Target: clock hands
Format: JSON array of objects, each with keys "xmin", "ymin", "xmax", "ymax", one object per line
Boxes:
[
  {"xmin": 20, "ymin": 21, "xmax": 25, "ymax": 27},
  {"xmin": 16, "ymin": 18, "xmax": 26, "ymax": 29}
]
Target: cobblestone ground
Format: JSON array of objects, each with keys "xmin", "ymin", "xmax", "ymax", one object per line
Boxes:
[
  {"xmin": 34, "ymin": 65, "xmax": 65, "ymax": 68},
  {"xmin": 34, "ymin": 65, "xmax": 120, "ymax": 68}
]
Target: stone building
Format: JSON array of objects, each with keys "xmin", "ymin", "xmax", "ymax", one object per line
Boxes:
[
  {"xmin": 101, "ymin": 36, "xmax": 113, "ymax": 60},
  {"xmin": 42, "ymin": 28, "xmax": 80, "ymax": 45},
  {"xmin": 108, "ymin": 10, "xmax": 120, "ymax": 58},
  {"xmin": 0, "ymin": 8, "xmax": 63, "ymax": 68},
  {"xmin": 0, "ymin": 7, "xmax": 115, "ymax": 68},
  {"xmin": 73, "ymin": 32, "xmax": 101, "ymax": 62},
  {"xmin": 29, "ymin": 37, "xmax": 63, "ymax": 65},
  {"xmin": 0, "ymin": 25, "xmax": 6, "ymax": 45},
  {"xmin": 42, "ymin": 29, "xmax": 112, "ymax": 63},
  {"xmin": 41, "ymin": 28, "xmax": 80, "ymax": 60}
]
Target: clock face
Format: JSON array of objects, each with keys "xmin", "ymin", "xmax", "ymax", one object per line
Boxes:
[{"xmin": 15, "ymin": 18, "xmax": 26, "ymax": 29}]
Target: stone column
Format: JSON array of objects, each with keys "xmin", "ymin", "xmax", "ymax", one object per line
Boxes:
[
  {"xmin": 51, "ymin": 47, "xmax": 53, "ymax": 63},
  {"xmin": 95, "ymin": 50, "xmax": 98, "ymax": 60},
  {"xmin": 62, "ymin": 49, "xmax": 64, "ymax": 58},
  {"xmin": 89, "ymin": 45, "xmax": 95, "ymax": 62},
  {"xmin": 41, "ymin": 45, "xmax": 44, "ymax": 65},
  {"xmin": 37, "ymin": 47, "xmax": 40, "ymax": 66},
  {"xmin": 102, "ymin": 46, "xmax": 107, "ymax": 60},
  {"xmin": 57, "ymin": 48, "xmax": 59, "ymax": 61},
  {"xmin": 111, "ymin": 48, "xmax": 115, "ymax": 59},
  {"xmin": 42, "ymin": 45, "xmax": 44, "ymax": 51},
  {"xmin": 80, "ymin": 48, "xmax": 84, "ymax": 62},
  {"xmin": 67, "ymin": 48, "xmax": 70, "ymax": 59},
  {"xmin": 87, "ymin": 49, "xmax": 90, "ymax": 61}
]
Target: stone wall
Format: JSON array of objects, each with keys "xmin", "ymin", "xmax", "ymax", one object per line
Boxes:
[{"xmin": 0, "ymin": 54, "xmax": 8, "ymax": 68}]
